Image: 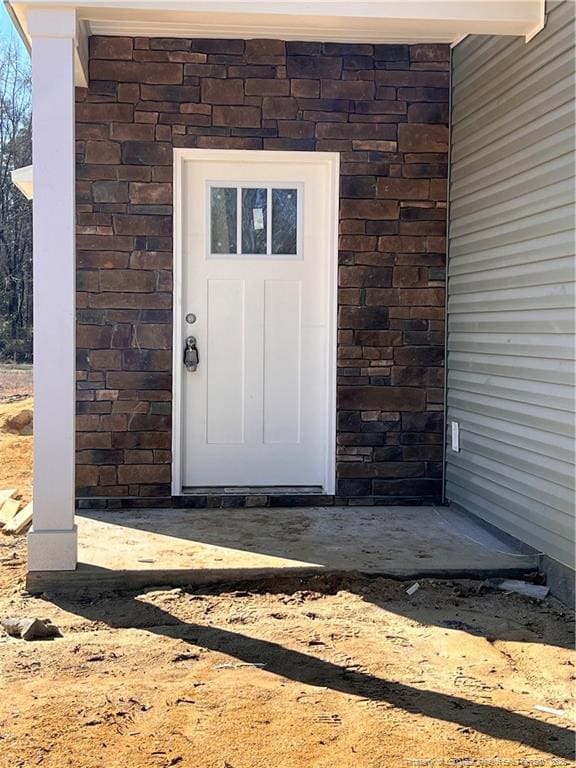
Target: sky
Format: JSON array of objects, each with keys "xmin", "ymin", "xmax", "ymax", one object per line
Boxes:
[{"xmin": 0, "ymin": 3, "xmax": 28, "ymax": 56}]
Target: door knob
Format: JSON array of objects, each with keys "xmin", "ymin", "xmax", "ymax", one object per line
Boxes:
[{"xmin": 184, "ymin": 335, "xmax": 199, "ymax": 372}]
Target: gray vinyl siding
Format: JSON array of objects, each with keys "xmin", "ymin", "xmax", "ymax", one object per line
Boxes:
[{"xmin": 446, "ymin": 0, "xmax": 575, "ymax": 567}]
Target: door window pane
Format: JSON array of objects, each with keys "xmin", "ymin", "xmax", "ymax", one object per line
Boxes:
[
  {"xmin": 211, "ymin": 187, "xmax": 237, "ymax": 254},
  {"xmin": 242, "ymin": 188, "xmax": 267, "ymax": 255},
  {"xmin": 272, "ymin": 188, "xmax": 298, "ymax": 255}
]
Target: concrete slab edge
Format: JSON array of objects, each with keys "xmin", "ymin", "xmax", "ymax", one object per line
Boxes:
[{"xmin": 26, "ymin": 563, "xmax": 540, "ymax": 596}]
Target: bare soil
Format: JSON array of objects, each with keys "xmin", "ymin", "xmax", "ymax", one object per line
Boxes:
[
  {"xmin": 0, "ymin": 535, "xmax": 574, "ymax": 768},
  {"xmin": 0, "ymin": 397, "xmax": 33, "ymax": 505},
  {"xmin": 0, "ymin": 365, "xmax": 33, "ymax": 505},
  {"xmin": 0, "ymin": 363, "xmax": 32, "ymax": 403},
  {"xmin": 0, "ymin": 390, "xmax": 574, "ymax": 767}
]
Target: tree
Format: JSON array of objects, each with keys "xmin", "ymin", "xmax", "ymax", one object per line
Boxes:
[{"xmin": 0, "ymin": 36, "xmax": 32, "ymax": 362}]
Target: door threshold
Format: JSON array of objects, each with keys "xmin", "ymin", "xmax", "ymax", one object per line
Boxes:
[{"xmin": 182, "ymin": 486, "xmax": 325, "ymax": 496}]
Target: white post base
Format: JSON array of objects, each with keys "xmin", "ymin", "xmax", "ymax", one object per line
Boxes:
[{"xmin": 28, "ymin": 526, "xmax": 78, "ymax": 571}]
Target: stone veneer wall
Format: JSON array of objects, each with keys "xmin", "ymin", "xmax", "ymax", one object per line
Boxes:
[{"xmin": 75, "ymin": 36, "xmax": 448, "ymax": 508}]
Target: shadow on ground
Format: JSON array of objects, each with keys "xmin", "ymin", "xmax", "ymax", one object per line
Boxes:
[
  {"xmin": 43, "ymin": 576, "xmax": 575, "ymax": 761},
  {"xmin": 65, "ymin": 505, "xmax": 571, "ymax": 651}
]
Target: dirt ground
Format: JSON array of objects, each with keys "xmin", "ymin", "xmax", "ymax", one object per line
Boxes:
[
  {"xmin": 0, "ymin": 366, "xmax": 574, "ymax": 767},
  {"xmin": 0, "ymin": 363, "xmax": 32, "ymax": 403},
  {"xmin": 0, "ymin": 397, "xmax": 33, "ymax": 505},
  {"xmin": 0, "ymin": 363, "xmax": 33, "ymax": 505},
  {"xmin": 0, "ymin": 535, "xmax": 574, "ymax": 768}
]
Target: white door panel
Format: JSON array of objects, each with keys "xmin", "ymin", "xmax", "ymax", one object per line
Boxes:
[
  {"xmin": 263, "ymin": 279, "xmax": 301, "ymax": 445},
  {"xmin": 176, "ymin": 151, "xmax": 337, "ymax": 490},
  {"xmin": 206, "ymin": 278, "xmax": 245, "ymax": 445}
]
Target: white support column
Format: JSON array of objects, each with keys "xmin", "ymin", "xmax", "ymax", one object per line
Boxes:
[{"xmin": 27, "ymin": 9, "xmax": 78, "ymax": 571}]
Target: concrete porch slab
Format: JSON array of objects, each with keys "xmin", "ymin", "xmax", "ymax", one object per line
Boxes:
[{"xmin": 27, "ymin": 505, "xmax": 539, "ymax": 592}]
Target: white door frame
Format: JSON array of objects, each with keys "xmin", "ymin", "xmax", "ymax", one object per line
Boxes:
[{"xmin": 171, "ymin": 148, "xmax": 340, "ymax": 496}]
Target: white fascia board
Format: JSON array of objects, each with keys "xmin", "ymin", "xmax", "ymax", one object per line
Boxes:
[
  {"xmin": 80, "ymin": 1, "xmax": 550, "ymax": 38},
  {"xmin": 8, "ymin": 0, "xmax": 547, "ymax": 86},
  {"xmin": 524, "ymin": 0, "xmax": 546, "ymax": 42},
  {"xmin": 6, "ymin": 1, "xmax": 547, "ymax": 23},
  {"xmin": 11, "ymin": 164, "xmax": 33, "ymax": 200}
]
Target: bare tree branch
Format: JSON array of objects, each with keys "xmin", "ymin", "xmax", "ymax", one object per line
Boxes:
[{"xmin": 0, "ymin": 36, "xmax": 32, "ymax": 362}]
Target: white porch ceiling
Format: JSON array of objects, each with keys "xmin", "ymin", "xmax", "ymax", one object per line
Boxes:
[{"xmin": 9, "ymin": 1, "xmax": 546, "ymax": 52}]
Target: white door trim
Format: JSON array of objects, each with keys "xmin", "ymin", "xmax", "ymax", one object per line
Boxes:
[{"xmin": 171, "ymin": 148, "xmax": 340, "ymax": 496}]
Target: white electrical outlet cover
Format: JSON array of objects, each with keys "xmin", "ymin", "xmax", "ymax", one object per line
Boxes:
[{"xmin": 451, "ymin": 421, "xmax": 460, "ymax": 452}]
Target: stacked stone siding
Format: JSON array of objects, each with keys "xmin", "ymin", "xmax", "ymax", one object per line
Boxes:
[{"xmin": 76, "ymin": 36, "xmax": 448, "ymax": 506}]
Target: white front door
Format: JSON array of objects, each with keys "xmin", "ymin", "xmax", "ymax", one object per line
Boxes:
[{"xmin": 174, "ymin": 150, "xmax": 338, "ymax": 493}]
